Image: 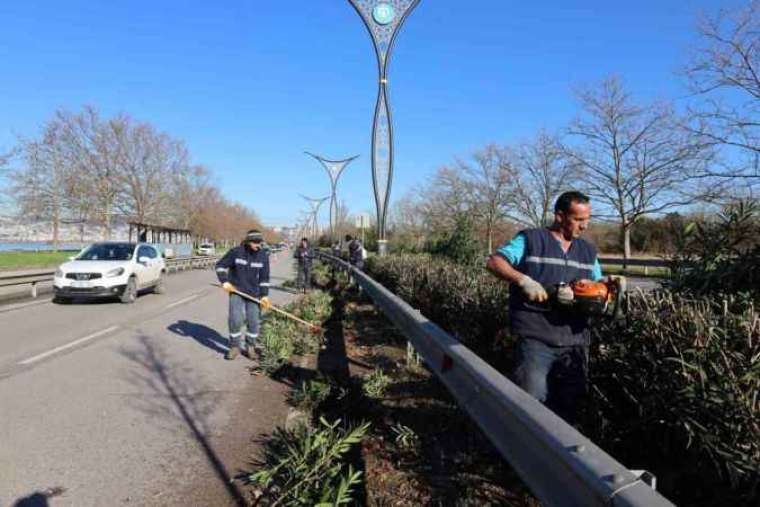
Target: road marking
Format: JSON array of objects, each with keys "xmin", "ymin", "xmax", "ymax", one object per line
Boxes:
[
  {"xmin": 18, "ymin": 325, "xmax": 120, "ymax": 365},
  {"xmin": 164, "ymin": 294, "xmax": 200, "ymax": 309}
]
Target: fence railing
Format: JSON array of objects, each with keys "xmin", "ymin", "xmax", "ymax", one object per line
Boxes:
[
  {"xmin": 598, "ymin": 257, "xmax": 670, "ymax": 276},
  {"xmin": 0, "ymin": 256, "xmax": 220, "ymax": 299},
  {"xmin": 316, "ymin": 251, "xmax": 675, "ymax": 507}
]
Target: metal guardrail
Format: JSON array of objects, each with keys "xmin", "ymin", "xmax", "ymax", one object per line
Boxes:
[
  {"xmin": 316, "ymin": 251, "xmax": 675, "ymax": 507},
  {"xmin": 0, "ymin": 256, "xmax": 220, "ymax": 299},
  {"xmin": 598, "ymin": 257, "xmax": 670, "ymax": 276}
]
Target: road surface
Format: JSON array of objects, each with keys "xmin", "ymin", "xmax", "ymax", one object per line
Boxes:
[{"xmin": 0, "ymin": 252, "xmax": 298, "ymax": 506}]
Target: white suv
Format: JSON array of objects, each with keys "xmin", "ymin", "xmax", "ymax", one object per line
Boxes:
[
  {"xmin": 197, "ymin": 243, "xmax": 216, "ymax": 256},
  {"xmin": 53, "ymin": 242, "xmax": 166, "ymax": 304}
]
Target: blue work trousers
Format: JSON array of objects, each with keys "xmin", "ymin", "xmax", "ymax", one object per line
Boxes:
[
  {"xmin": 228, "ymin": 293, "xmax": 261, "ymax": 348},
  {"xmin": 513, "ymin": 337, "xmax": 588, "ymax": 425}
]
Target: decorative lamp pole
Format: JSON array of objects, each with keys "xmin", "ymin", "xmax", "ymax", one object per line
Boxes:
[
  {"xmin": 299, "ymin": 194, "xmax": 330, "ymax": 240},
  {"xmin": 347, "ymin": 0, "xmax": 420, "ymax": 255},
  {"xmin": 304, "ymin": 152, "xmax": 359, "ymax": 240}
]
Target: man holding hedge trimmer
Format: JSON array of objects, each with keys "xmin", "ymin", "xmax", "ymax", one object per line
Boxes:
[
  {"xmin": 487, "ymin": 191, "xmax": 622, "ymax": 425},
  {"xmin": 216, "ymin": 229, "xmax": 273, "ymax": 361}
]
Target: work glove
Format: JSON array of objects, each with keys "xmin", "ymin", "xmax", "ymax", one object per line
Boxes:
[
  {"xmin": 517, "ymin": 275, "xmax": 549, "ymax": 303},
  {"xmin": 222, "ymin": 282, "xmax": 235, "ymax": 293},
  {"xmin": 260, "ymin": 296, "xmax": 272, "ymax": 312}
]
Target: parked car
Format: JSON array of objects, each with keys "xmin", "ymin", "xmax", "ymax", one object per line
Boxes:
[
  {"xmin": 53, "ymin": 242, "xmax": 166, "ymax": 304},
  {"xmin": 197, "ymin": 243, "xmax": 216, "ymax": 256}
]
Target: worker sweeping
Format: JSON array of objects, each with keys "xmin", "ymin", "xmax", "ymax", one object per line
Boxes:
[{"xmin": 215, "ymin": 229, "xmax": 272, "ymax": 361}]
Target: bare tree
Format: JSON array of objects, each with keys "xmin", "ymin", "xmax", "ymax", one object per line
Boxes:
[
  {"xmin": 511, "ymin": 131, "xmax": 576, "ymax": 228},
  {"xmin": 112, "ymin": 117, "xmax": 189, "ymax": 224},
  {"xmin": 460, "ymin": 144, "xmax": 515, "ymax": 252},
  {"xmin": 11, "ymin": 119, "xmax": 76, "ymax": 250},
  {"xmin": 566, "ymin": 76, "xmax": 713, "ymax": 260},
  {"xmin": 684, "ymin": 0, "xmax": 760, "ymax": 177}
]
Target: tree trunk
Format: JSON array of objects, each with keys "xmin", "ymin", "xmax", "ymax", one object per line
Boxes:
[
  {"xmin": 52, "ymin": 205, "xmax": 60, "ymax": 252},
  {"xmin": 623, "ymin": 224, "xmax": 632, "ymax": 268}
]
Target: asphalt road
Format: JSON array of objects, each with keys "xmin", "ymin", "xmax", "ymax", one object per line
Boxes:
[{"xmin": 0, "ymin": 252, "xmax": 299, "ymax": 506}]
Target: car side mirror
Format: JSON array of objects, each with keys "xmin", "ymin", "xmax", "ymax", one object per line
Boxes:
[{"xmin": 138, "ymin": 256, "xmax": 150, "ymax": 264}]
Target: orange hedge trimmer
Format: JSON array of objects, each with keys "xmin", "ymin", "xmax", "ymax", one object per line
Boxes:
[
  {"xmin": 218, "ymin": 284, "xmax": 322, "ymax": 334},
  {"xmin": 549, "ymin": 276, "xmax": 627, "ymax": 320}
]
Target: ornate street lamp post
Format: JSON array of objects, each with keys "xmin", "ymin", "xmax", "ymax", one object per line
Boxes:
[
  {"xmin": 347, "ymin": 0, "xmax": 420, "ymax": 255},
  {"xmin": 299, "ymin": 194, "xmax": 330, "ymax": 240},
  {"xmin": 304, "ymin": 152, "xmax": 358, "ymax": 240}
]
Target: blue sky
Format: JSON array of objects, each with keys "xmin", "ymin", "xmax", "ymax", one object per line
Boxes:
[{"xmin": 0, "ymin": 0, "xmax": 733, "ymax": 226}]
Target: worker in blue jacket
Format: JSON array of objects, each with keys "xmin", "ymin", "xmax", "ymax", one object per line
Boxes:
[
  {"xmin": 487, "ymin": 191, "xmax": 603, "ymax": 425},
  {"xmin": 215, "ymin": 230, "xmax": 272, "ymax": 360}
]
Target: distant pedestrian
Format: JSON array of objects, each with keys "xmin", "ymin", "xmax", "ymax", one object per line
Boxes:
[
  {"xmin": 345, "ymin": 234, "xmax": 365, "ymax": 271},
  {"xmin": 294, "ymin": 237, "xmax": 314, "ymax": 293},
  {"xmin": 215, "ymin": 229, "xmax": 272, "ymax": 361}
]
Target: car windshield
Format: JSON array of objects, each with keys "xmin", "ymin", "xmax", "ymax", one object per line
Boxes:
[
  {"xmin": 76, "ymin": 244, "xmax": 135, "ymax": 261},
  {"xmin": 200, "ymin": 244, "xmax": 213, "ymax": 248}
]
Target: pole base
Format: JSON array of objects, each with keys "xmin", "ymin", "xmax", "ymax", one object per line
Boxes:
[{"xmin": 377, "ymin": 239, "xmax": 388, "ymax": 257}]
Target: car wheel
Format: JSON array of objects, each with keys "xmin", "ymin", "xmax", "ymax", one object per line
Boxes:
[
  {"xmin": 120, "ymin": 277, "xmax": 137, "ymax": 304},
  {"xmin": 153, "ymin": 272, "xmax": 166, "ymax": 294}
]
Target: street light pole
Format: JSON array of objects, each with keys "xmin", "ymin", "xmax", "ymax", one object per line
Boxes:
[
  {"xmin": 347, "ymin": 0, "xmax": 420, "ymax": 255},
  {"xmin": 299, "ymin": 194, "xmax": 330, "ymax": 242},
  {"xmin": 304, "ymin": 152, "xmax": 358, "ymax": 240}
]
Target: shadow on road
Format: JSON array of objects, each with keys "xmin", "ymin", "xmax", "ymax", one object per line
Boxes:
[
  {"xmin": 168, "ymin": 320, "xmax": 229, "ymax": 356},
  {"xmin": 119, "ymin": 336, "xmax": 247, "ymax": 507},
  {"xmin": 12, "ymin": 487, "xmax": 65, "ymax": 507}
]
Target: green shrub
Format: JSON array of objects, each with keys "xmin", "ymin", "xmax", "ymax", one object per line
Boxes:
[
  {"xmin": 248, "ymin": 417, "xmax": 369, "ymax": 506},
  {"xmin": 669, "ymin": 200, "xmax": 760, "ymax": 298},
  {"xmin": 290, "ymin": 378, "xmax": 332, "ymax": 411},
  {"xmin": 426, "ymin": 215, "xmax": 483, "ymax": 265},
  {"xmin": 589, "ymin": 291, "xmax": 760, "ymax": 505},
  {"xmin": 365, "ymin": 253, "xmax": 511, "ymax": 363},
  {"xmin": 256, "ymin": 292, "xmax": 332, "ymax": 376},
  {"xmin": 362, "ymin": 368, "xmax": 391, "ymax": 398}
]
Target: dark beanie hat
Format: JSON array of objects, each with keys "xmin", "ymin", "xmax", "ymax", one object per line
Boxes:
[{"xmin": 245, "ymin": 230, "xmax": 264, "ymax": 242}]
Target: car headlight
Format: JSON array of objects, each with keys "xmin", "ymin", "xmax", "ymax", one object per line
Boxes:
[
  {"xmin": 106, "ymin": 267, "xmax": 125, "ymax": 278},
  {"xmin": 55, "ymin": 268, "xmax": 63, "ymax": 278}
]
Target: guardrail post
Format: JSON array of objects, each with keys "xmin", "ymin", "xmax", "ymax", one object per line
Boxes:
[{"xmin": 31, "ymin": 281, "xmax": 37, "ymax": 298}]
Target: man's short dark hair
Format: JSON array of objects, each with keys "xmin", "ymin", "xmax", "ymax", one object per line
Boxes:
[
  {"xmin": 301, "ymin": 237, "xmax": 308, "ymax": 242},
  {"xmin": 344, "ymin": 234, "xmax": 353, "ymax": 241},
  {"xmin": 554, "ymin": 191, "xmax": 590, "ymax": 214}
]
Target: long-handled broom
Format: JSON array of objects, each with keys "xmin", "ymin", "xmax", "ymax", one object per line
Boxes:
[{"xmin": 217, "ymin": 284, "xmax": 322, "ymax": 334}]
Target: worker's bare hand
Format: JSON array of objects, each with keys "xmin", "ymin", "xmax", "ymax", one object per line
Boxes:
[{"xmin": 222, "ymin": 282, "xmax": 235, "ymax": 293}]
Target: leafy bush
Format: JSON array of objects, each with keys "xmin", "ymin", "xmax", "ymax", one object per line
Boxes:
[
  {"xmin": 256, "ymin": 292, "xmax": 332, "ymax": 376},
  {"xmin": 290, "ymin": 378, "xmax": 332, "ymax": 411},
  {"xmin": 588, "ymin": 291, "xmax": 760, "ymax": 505},
  {"xmin": 670, "ymin": 200, "xmax": 760, "ymax": 298},
  {"xmin": 248, "ymin": 417, "xmax": 369, "ymax": 506},
  {"xmin": 362, "ymin": 368, "xmax": 391, "ymax": 399},
  {"xmin": 426, "ymin": 215, "xmax": 483, "ymax": 265},
  {"xmin": 365, "ymin": 253, "xmax": 511, "ymax": 363}
]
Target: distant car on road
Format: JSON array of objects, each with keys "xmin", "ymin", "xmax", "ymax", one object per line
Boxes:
[
  {"xmin": 197, "ymin": 243, "xmax": 216, "ymax": 256},
  {"xmin": 53, "ymin": 242, "xmax": 166, "ymax": 304}
]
